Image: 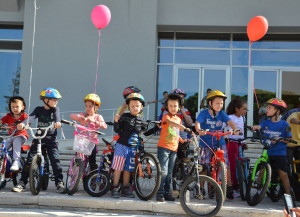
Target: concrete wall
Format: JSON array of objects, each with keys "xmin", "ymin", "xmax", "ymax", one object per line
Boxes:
[
  {"xmin": 19, "ymin": 0, "xmax": 158, "ymax": 119},
  {"xmin": 0, "ymin": 0, "xmax": 24, "ymax": 24}
]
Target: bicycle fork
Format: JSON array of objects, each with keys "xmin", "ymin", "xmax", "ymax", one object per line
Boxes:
[{"xmin": 37, "ymin": 140, "xmax": 45, "ymax": 176}]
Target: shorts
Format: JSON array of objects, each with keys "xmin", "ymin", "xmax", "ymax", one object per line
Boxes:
[
  {"xmin": 200, "ymin": 145, "xmax": 229, "ymax": 168},
  {"xmin": 269, "ymin": 156, "xmax": 288, "ymax": 173},
  {"xmin": 111, "ymin": 143, "xmax": 137, "ymax": 172}
]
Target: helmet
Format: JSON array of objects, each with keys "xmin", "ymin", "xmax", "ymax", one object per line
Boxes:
[
  {"xmin": 84, "ymin": 93, "xmax": 101, "ymax": 107},
  {"xmin": 40, "ymin": 88, "xmax": 62, "ymax": 100},
  {"xmin": 126, "ymin": 93, "xmax": 145, "ymax": 106},
  {"xmin": 165, "ymin": 93, "xmax": 183, "ymax": 108},
  {"xmin": 266, "ymin": 98, "xmax": 287, "ymax": 113},
  {"xmin": 9, "ymin": 96, "xmax": 26, "ymax": 114},
  {"xmin": 207, "ymin": 90, "xmax": 227, "ymax": 101},
  {"xmin": 123, "ymin": 86, "xmax": 141, "ymax": 99},
  {"xmin": 171, "ymin": 88, "xmax": 186, "ymax": 97}
]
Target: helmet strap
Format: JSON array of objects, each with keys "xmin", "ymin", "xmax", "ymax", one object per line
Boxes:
[{"xmin": 43, "ymin": 98, "xmax": 54, "ymax": 110}]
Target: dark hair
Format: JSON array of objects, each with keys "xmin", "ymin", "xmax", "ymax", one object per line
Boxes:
[
  {"xmin": 163, "ymin": 91, "xmax": 168, "ymax": 95},
  {"xmin": 9, "ymin": 96, "xmax": 26, "ymax": 114},
  {"xmin": 207, "ymin": 88, "xmax": 212, "ymax": 92},
  {"xmin": 165, "ymin": 93, "xmax": 183, "ymax": 112},
  {"xmin": 226, "ymin": 97, "xmax": 247, "ymax": 115}
]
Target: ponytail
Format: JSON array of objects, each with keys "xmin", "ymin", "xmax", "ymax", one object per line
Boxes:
[{"xmin": 226, "ymin": 97, "xmax": 246, "ymax": 115}]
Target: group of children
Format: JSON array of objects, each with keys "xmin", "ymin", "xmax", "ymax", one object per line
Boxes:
[{"xmin": 0, "ymin": 86, "xmax": 295, "ymax": 203}]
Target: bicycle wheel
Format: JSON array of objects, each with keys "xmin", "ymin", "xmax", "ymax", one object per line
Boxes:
[
  {"xmin": 12, "ymin": 157, "xmax": 25, "ymax": 186},
  {"xmin": 41, "ymin": 157, "xmax": 49, "ymax": 190},
  {"xmin": 66, "ymin": 157, "xmax": 84, "ymax": 195},
  {"xmin": 237, "ymin": 160, "xmax": 247, "ymax": 201},
  {"xmin": 84, "ymin": 170, "xmax": 111, "ymax": 197},
  {"xmin": 267, "ymin": 170, "xmax": 284, "ymax": 202},
  {"xmin": 180, "ymin": 175, "xmax": 224, "ymax": 217},
  {"xmin": 29, "ymin": 155, "xmax": 42, "ymax": 195},
  {"xmin": 134, "ymin": 152, "xmax": 161, "ymax": 201},
  {"xmin": 216, "ymin": 161, "xmax": 227, "ymax": 199},
  {"xmin": 0, "ymin": 158, "xmax": 6, "ymax": 189},
  {"xmin": 246, "ymin": 161, "xmax": 271, "ymax": 206},
  {"xmin": 172, "ymin": 160, "xmax": 193, "ymax": 192}
]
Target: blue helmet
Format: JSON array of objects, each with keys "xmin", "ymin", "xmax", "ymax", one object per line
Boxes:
[{"xmin": 40, "ymin": 88, "xmax": 62, "ymax": 100}]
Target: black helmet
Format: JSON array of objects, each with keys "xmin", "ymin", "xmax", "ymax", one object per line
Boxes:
[
  {"xmin": 123, "ymin": 86, "xmax": 141, "ymax": 99},
  {"xmin": 9, "ymin": 96, "xmax": 26, "ymax": 114}
]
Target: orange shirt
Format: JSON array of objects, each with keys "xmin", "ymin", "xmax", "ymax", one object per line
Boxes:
[{"xmin": 157, "ymin": 113, "xmax": 183, "ymax": 152}]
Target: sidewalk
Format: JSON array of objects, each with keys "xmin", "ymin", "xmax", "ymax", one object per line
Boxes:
[{"xmin": 0, "ymin": 182, "xmax": 295, "ymax": 217}]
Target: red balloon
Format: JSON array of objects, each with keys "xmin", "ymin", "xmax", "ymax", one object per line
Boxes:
[{"xmin": 247, "ymin": 16, "xmax": 268, "ymax": 42}]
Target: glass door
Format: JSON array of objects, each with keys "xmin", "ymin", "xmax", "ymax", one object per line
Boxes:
[{"xmin": 281, "ymin": 71, "xmax": 300, "ymax": 110}]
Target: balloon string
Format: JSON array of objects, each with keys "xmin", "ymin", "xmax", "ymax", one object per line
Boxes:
[
  {"xmin": 94, "ymin": 29, "xmax": 101, "ymax": 94},
  {"xmin": 249, "ymin": 42, "xmax": 260, "ymax": 110},
  {"xmin": 26, "ymin": 0, "xmax": 39, "ymax": 124}
]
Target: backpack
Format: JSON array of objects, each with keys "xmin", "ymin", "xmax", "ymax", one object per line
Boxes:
[{"xmin": 281, "ymin": 108, "xmax": 300, "ymax": 121}]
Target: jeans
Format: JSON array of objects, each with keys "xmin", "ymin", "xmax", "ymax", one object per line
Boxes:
[
  {"xmin": 157, "ymin": 147, "xmax": 177, "ymax": 196},
  {"xmin": 20, "ymin": 139, "xmax": 63, "ymax": 186}
]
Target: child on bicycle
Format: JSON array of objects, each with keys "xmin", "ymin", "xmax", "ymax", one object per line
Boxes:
[
  {"xmin": 226, "ymin": 97, "xmax": 248, "ymax": 197},
  {"xmin": 117, "ymin": 86, "xmax": 141, "ymax": 116},
  {"xmin": 13, "ymin": 88, "xmax": 66, "ymax": 193},
  {"xmin": 70, "ymin": 93, "xmax": 107, "ymax": 171},
  {"xmin": 111, "ymin": 93, "xmax": 145, "ymax": 198},
  {"xmin": 0, "ymin": 96, "xmax": 28, "ymax": 171},
  {"xmin": 251, "ymin": 98, "xmax": 293, "ymax": 195},
  {"xmin": 195, "ymin": 90, "xmax": 239, "ymax": 200},
  {"xmin": 156, "ymin": 93, "xmax": 190, "ymax": 202}
]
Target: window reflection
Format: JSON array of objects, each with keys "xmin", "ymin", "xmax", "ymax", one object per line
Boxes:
[
  {"xmin": 0, "ymin": 28, "xmax": 23, "ymax": 40},
  {"xmin": 158, "ymin": 48, "xmax": 173, "ymax": 63},
  {"xmin": 158, "ymin": 32, "xmax": 174, "ymax": 47},
  {"xmin": 157, "ymin": 65, "xmax": 172, "ymax": 118},
  {"xmin": 232, "ymin": 50, "xmax": 248, "ymax": 65},
  {"xmin": 282, "ymin": 71, "xmax": 300, "ymax": 110},
  {"xmin": 231, "ymin": 68, "xmax": 248, "ymax": 100},
  {"xmin": 252, "ymin": 51, "xmax": 300, "ymax": 66}
]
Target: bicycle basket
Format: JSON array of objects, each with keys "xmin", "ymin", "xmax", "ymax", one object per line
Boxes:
[{"xmin": 73, "ymin": 132, "xmax": 96, "ymax": 156}]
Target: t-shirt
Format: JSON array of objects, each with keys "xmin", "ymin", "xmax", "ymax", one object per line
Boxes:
[
  {"xmin": 1, "ymin": 113, "xmax": 29, "ymax": 139},
  {"xmin": 196, "ymin": 109, "xmax": 230, "ymax": 148},
  {"xmin": 260, "ymin": 120, "xmax": 292, "ymax": 156},
  {"xmin": 157, "ymin": 113, "xmax": 182, "ymax": 152},
  {"xmin": 227, "ymin": 114, "xmax": 245, "ymax": 141},
  {"xmin": 26, "ymin": 106, "xmax": 61, "ymax": 141},
  {"xmin": 113, "ymin": 113, "xmax": 144, "ymax": 148},
  {"xmin": 287, "ymin": 112, "xmax": 300, "ymax": 147}
]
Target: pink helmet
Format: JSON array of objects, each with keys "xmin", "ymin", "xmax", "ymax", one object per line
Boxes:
[
  {"xmin": 171, "ymin": 88, "xmax": 186, "ymax": 97},
  {"xmin": 266, "ymin": 98, "xmax": 287, "ymax": 113}
]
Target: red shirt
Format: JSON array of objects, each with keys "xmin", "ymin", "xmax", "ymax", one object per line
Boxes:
[{"xmin": 1, "ymin": 113, "xmax": 29, "ymax": 139}]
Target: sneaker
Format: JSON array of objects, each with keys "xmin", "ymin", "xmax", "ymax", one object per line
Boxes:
[
  {"xmin": 226, "ymin": 186, "xmax": 234, "ymax": 200},
  {"xmin": 12, "ymin": 181, "xmax": 25, "ymax": 192},
  {"xmin": 233, "ymin": 190, "xmax": 240, "ymax": 198},
  {"xmin": 156, "ymin": 194, "xmax": 165, "ymax": 202},
  {"xmin": 10, "ymin": 160, "xmax": 20, "ymax": 171},
  {"xmin": 111, "ymin": 185, "xmax": 120, "ymax": 198},
  {"xmin": 56, "ymin": 182, "xmax": 66, "ymax": 194},
  {"xmin": 164, "ymin": 193, "xmax": 175, "ymax": 201},
  {"xmin": 121, "ymin": 184, "xmax": 135, "ymax": 198}
]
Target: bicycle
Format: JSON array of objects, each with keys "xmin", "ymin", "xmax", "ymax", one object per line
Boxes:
[
  {"xmin": 26, "ymin": 124, "xmax": 56, "ymax": 195},
  {"xmin": 179, "ymin": 130, "xmax": 224, "ymax": 217},
  {"xmin": 61, "ymin": 119, "xmax": 104, "ymax": 195},
  {"xmin": 246, "ymin": 128, "xmax": 297, "ymax": 206},
  {"xmin": 84, "ymin": 134, "xmax": 117, "ymax": 197},
  {"xmin": 0, "ymin": 126, "xmax": 29, "ymax": 189}
]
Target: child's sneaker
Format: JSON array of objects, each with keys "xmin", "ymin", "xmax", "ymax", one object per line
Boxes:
[
  {"xmin": 10, "ymin": 160, "xmax": 20, "ymax": 171},
  {"xmin": 226, "ymin": 186, "xmax": 234, "ymax": 200},
  {"xmin": 111, "ymin": 185, "xmax": 120, "ymax": 198},
  {"xmin": 164, "ymin": 193, "xmax": 175, "ymax": 201},
  {"xmin": 56, "ymin": 182, "xmax": 66, "ymax": 194},
  {"xmin": 156, "ymin": 194, "xmax": 165, "ymax": 202},
  {"xmin": 12, "ymin": 181, "xmax": 25, "ymax": 192},
  {"xmin": 121, "ymin": 184, "xmax": 135, "ymax": 198},
  {"xmin": 233, "ymin": 189, "xmax": 240, "ymax": 198}
]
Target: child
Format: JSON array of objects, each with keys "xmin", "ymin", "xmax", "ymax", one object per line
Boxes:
[
  {"xmin": 12, "ymin": 88, "xmax": 65, "ymax": 193},
  {"xmin": 226, "ymin": 97, "xmax": 248, "ymax": 196},
  {"xmin": 111, "ymin": 93, "xmax": 145, "ymax": 198},
  {"xmin": 117, "ymin": 86, "xmax": 141, "ymax": 116},
  {"xmin": 0, "ymin": 96, "xmax": 28, "ymax": 171},
  {"xmin": 156, "ymin": 93, "xmax": 189, "ymax": 202},
  {"xmin": 252, "ymin": 98, "xmax": 292, "ymax": 195},
  {"xmin": 195, "ymin": 90, "xmax": 239, "ymax": 200},
  {"xmin": 70, "ymin": 93, "xmax": 107, "ymax": 171}
]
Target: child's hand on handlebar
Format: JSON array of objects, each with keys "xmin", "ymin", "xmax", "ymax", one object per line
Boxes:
[
  {"xmin": 196, "ymin": 129, "xmax": 206, "ymax": 136},
  {"xmin": 17, "ymin": 123, "xmax": 25, "ymax": 131},
  {"xmin": 183, "ymin": 127, "xmax": 192, "ymax": 134},
  {"xmin": 86, "ymin": 116, "xmax": 95, "ymax": 124},
  {"xmin": 114, "ymin": 114, "xmax": 121, "ymax": 123},
  {"xmin": 233, "ymin": 129, "xmax": 241, "ymax": 136},
  {"xmin": 54, "ymin": 122, "xmax": 61, "ymax": 129},
  {"xmin": 251, "ymin": 125, "xmax": 261, "ymax": 131}
]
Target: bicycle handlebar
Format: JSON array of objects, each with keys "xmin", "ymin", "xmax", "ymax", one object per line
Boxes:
[
  {"xmin": 61, "ymin": 119, "xmax": 105, "ymax": 135},
  {"xmin": 25, "ymin": 124, "xmax": 55, "ymax": 140},
  {"xmin": 118, "ymin": 117, "xmax": 160, "ymax": 133}
]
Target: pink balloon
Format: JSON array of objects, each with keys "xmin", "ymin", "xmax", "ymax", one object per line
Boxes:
[{"xmin": 91, "ymin": 5, "xmax": 111, "ymax": 29}]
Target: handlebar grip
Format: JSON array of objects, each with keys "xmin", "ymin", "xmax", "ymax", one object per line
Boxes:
[
  {"xmin": 102, "ymin": 138, "xmax": 110, "ymax": 145},
  {"xmin": 239, "ymin": 132, "xmax": 243, "ymax": 136},
  {"xmin": 61, "ymin": 119, "xmax": 73, "ymax": 125},
  {"xmin": 95, "ymin": 131, "xmax": 105, "ymax": 135},
  {"xmin": 290, "ymin": 140, "xmax": 298, "ymax": 144},
  {"xmin": 184, "ymin": 128, "xmax": 192, "ymax": 135},
  {"xmin": 106, "ymin": 122, "xmax": 113, "ymax": 126}
]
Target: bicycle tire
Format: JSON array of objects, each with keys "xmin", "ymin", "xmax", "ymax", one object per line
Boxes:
[
  {"xmin": 134, "ymin": 152, "xmax": 161, "ymax": 201},
  {"xmin": 66, "ymin": 157, "xmax": 84, "ymax": 195},
  {"xmin": 267, "ymin": 170, "xmax": 284, "ymax": 202},
  {"xmin": 246, "ymin": 161, "xmax": 271, "ymax": 206},
  {"xmin": 237, "ymin": 160, "xmax": 247, "ymax": 201},
  {"xmin": 41, "ymin": 157, "xmax": 49, "ymax": 190},
  {"xmin": 84, "ymin": 170, "xmax": 111, "ymax": 197},
  {"xmin": 180, "ymin": 175, "xmax": 224, "ymax": 217},
  {"xmin": 0, "ymin": 159, "xmax": 5, "ymax": 190},
  {"xmin": 12, "ymin": 157, "xmax": 25, "ymax": 186},
  {"xmin": 29, "ymin": 155, "xmax": 42, "ymax": 195},
  {"xmin": 216, "ymin": 161, "xmax": 227, "ymax": 199}
]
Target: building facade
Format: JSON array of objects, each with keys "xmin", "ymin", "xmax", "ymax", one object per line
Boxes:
[{"xmin": 1, "ymin": 0, "xmax": 300, "ymax": 126}]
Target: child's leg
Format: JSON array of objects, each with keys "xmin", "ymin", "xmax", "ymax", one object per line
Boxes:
[
  {"xmin": 279, "ymin": 169, "xmax": 291, "ymax": 194},
  {"xmin": 227, "ymin": 141, "xmax": 238, "ymax": 187},
  {"xmin": 122, "ymin": 170, "xmax": 131, "ymax": 185},
  {"xmin": 113, "ymin": 170, "xmax": 122, "ymax": 186},
  {"xmin": 88, "ymin": 146, "xmax": 98, "ymax": 171},
  {"xmin": 164, "ymin": 150, "xmax": 176, "ymax": 195},
  {"xmin": 221, "ymin": 144, "xmax": 232, "ymax": 186},
  {"xmin": 157, "ymin": 147, "xmax": 169, "ymax": 198},
  {"xmin": 12, "ymin": 136, "xmax": 27, "ymax": 162}
]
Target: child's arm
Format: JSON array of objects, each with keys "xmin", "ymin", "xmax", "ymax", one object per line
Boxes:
[
  {"xmin": 164, "ymin": 115, "xmax": 186, "ymax": 131},
  {"xmin": 93, "ymin": 115, "xmax": 107, "ymax": 130},
  {"xmin": 195, "ymin": 121, "xmax": 206, "ymax": 136},
  {"xmin": 113, "ymin": 114, "xmax": 122, "ymax": 134},
  {"xmin": 251, "ymin": 125, "xmax": 261, "ymax": 131},
  {"xmin": 70, "ymin": 113, "xmax": 86, "ymax": 124},
  {"xmin": 181, "ymin": 106, "xmax": 193, "ymax": 126},
  {"xmin": 118, "ymin": 102, "xmax": 127, "ymax": 116}
]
